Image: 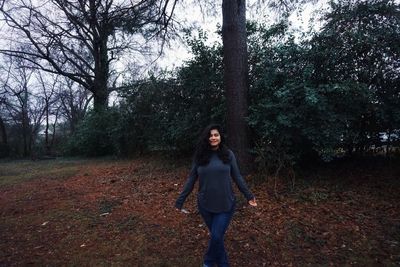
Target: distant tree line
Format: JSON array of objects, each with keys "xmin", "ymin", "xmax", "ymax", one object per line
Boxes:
[{"xmin": 0, "ymin": 0, "xmax": 399, "ymax": 173}]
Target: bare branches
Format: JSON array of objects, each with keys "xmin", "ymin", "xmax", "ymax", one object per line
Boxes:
[
  {"xmin": 261, "ymin": 0, "xmax": 318, "ymax": 16},
  {"xmin": 0, "ymin": 0, "xmax": 178, "ymax": 109}
]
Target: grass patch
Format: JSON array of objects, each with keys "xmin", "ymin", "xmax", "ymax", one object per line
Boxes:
[{"xmin": 0, "ymin": 159, "xmax": 85, "ymax": 186}]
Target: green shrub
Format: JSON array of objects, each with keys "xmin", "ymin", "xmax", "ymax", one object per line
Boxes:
[{"xmin": 64, "ymin": 108, "xmax": 119, "ymax": 157}]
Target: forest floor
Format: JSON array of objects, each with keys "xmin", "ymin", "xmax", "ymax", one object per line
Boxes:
[{"xmin": 0, "ymin": 155, "xmax": 399, "ymax": 267}]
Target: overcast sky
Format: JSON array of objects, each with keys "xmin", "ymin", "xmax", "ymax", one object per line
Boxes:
[{"xmin": 156, "ymin": 0, "xmax": 330, "ymax": 70}]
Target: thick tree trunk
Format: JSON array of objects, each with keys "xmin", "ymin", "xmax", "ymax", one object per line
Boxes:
[
  {"xmin": 92, "ymin": 40, "xmax": 109, "ymax": 110},
  {"xmin": 93, "ymin": 87, "xmax": 108, "ymax": 111},
  {"xmin": 222, "ymin": 0, "xmax": 252, "ymax": 172},
  {"xmin": 91, "ymin": 1, "xmax": 109, "ymax": 111}
]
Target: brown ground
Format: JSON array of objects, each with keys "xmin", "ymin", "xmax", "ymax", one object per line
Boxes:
[{"xmin": 0, "ymin": 156, "xmax": 399, "ymax": 266}]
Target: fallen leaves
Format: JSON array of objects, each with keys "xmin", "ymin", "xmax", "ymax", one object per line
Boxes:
[{"xmin": 0, "ymin": 157, "xmax": 399, "ymax": 266}]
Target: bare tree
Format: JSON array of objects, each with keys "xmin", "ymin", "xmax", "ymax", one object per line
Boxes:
[
  {"xmin": 0, "ymin": 57, "xmax": 38, "ymax": 156},
  {"xmin": 0, "ymin": 75, "xmax": 8, "ymax": 155},
  {"xmin": 0, "ymin": 0, "xmax": 178, "ymax": 110},
  {"xmin": 0, "ymin": 55, "xmax": 67, "ymax": 157},
  {"xmin": 0, "ymin": 109, "xmax": 8, "ymax": 157},
  {"xmin": 37, "ymin": 72, "xmax": 60, "ymax": 155},
  {"xmin": 58, "ymin": 78, "xmax": 92, "ymax": 133}
]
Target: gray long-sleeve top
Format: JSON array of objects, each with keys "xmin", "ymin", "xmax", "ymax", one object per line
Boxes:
[{"xmin": 175, "ymin": 149, "xmax": 254, "ymax": 213}]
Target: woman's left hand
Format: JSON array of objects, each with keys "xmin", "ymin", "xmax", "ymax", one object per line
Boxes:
[{"xmin": 248, "ymin": 198, "xmax": 257, "ymax": 207}]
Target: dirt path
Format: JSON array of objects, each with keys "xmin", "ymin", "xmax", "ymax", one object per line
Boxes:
[{"xmin": 1, "ymin": 158, "xmax": 399, "ymax": 266}]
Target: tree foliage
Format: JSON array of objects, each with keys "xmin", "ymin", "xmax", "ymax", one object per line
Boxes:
[
  {"xmin": 116, "ymin": 31, "xmax": 225, "ymax": 155},
  {"xmin": 64, "ymin": 108, "xmax": 119, "ymax": 156},
  {"xmin": 310, "ymin": 0, "xmax": 400, "ymax": 153},
  {"xmin": 249, "ymin": 0, "xmax": 400, "ymax": 170}
]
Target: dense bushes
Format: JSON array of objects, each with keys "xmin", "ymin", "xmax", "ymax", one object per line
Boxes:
[
  {"xmin": 247, "ymin": 0, "xmax": 400, "ymax": 169},
  {"xmin": 64, "ymin": 109, "xmax": 119, "ymax": 157},
  {"xmin": 114, "ymin": 32, "xmax": 225, "ymax": 155}
]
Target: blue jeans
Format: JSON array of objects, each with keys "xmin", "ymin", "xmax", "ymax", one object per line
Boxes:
[{"xmin": 198, "ymin": 202, "xmax": 235, "ymax": 267}]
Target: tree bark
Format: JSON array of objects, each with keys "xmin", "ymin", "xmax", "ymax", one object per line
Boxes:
[
  {"xmin": 90, "ymin": 0, "xmax": 109, "ymax": 110},
  {"xmin": 0, "ymin": 116, "xmax": 8, "ymax": 157},
  {"xmin": 45, "ymin": 98, "xmax": 50, "ymax": 155},
  {"xmin": 0, "ymin": 116, "xmax": 7, "ymax": 144},
  {"xmin": 22, "ymin": 86, "xmax": 29, "ymax": 157},
  {"xmin": 92, "ymin": 39, "xmax": 109, "ymax": 110},
  {"xmin": 222, "ymin": 0, "xmax": 252, "ymax": 171}
]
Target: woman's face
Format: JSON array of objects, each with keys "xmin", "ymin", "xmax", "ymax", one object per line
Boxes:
[{"xmin": 209, "ymin": 129, "xmax": 221, "ymax": 149}]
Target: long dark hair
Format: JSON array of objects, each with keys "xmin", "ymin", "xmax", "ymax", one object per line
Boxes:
[{"xmin": 194, "ymin": 124, "xmax": 230, "ymax": 165}]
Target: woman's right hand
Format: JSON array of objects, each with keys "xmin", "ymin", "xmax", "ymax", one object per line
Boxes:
[{"xmin": 248, "ymin": 198, "xmax": 257, "ymax": 207}]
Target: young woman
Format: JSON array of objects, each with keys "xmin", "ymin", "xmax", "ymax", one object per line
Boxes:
[{"xmin": 175, "ymin": 124, "xmax": 257, "ymax": 267}]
